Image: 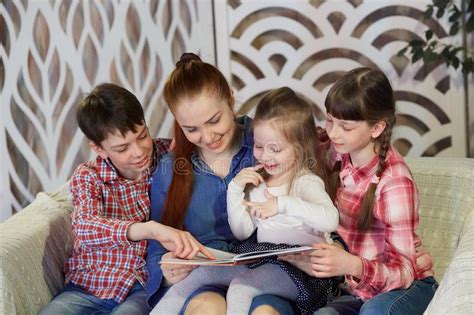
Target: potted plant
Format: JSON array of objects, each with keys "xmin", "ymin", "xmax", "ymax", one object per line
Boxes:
[{"xmin": 399, "ymin": 0, "xmax": 473, "ymax": 156}]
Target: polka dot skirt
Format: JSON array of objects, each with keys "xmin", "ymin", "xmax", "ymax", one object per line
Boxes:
[{"xmin": 232, "ymin": 242, "xmax": 342, "ymax": 315}]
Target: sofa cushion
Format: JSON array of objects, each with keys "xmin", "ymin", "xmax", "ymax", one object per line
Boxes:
[
  {"xmin": 407, "ymin": 157, "xmax": 474, "ymax": 281},
  {"xmin": 0, "ymin": 186, "xmax": 72, "ymax": 315}
]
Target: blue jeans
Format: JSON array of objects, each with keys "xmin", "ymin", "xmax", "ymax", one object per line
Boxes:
[
  {"xmin": 314, "ymin": 277, "xmax": 438, "ymax": 315},
  {"xmin": 179, "ymin": 286, "xmax": 298, "ymax": 315},
  {"xmin": 39, "ymin": 282, "xmax": 148, "ymax": 315}
]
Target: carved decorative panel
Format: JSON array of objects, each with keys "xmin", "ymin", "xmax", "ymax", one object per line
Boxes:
[
  {"xmin": 0, "ymin": 0, "xmax": 214, "ymax": 220},
  {"xmin": 215, "ymin": 0, "xmax": 467, "ymax": 158}
]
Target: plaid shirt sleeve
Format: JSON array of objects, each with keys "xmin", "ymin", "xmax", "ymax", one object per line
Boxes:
[
  {"xmin": 348, "ymin": 176, "xmax": 418, "ymax": 295},
  {"xmin": 70, "ymin": 168, "xmax": 134, "ymax": 249},
  {"xmin": 154, "ymin": 138, "xmax": 171, "ymax": 159}
]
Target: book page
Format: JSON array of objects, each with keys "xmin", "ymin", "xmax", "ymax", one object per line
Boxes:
[
  {"xmin": 160, "ymin": 247, "xmax": 237, "ymax": 265},
  {"xmin": 159, "ymin": 245, "xmax": 315, "ymax": 266},
  {"xmin": 234, "ymin": 245, "xmax": 314, "ymax": 261},
  {"xmin": 195, "ymin": 247, "xmax": 236, "ymax": 260}
]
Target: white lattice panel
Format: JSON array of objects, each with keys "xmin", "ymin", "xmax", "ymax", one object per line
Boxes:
[
  {"xmin": 215, "ymin": 0, "xmax": 467, "ymax": 159},
  {"xmin": 0, "ymin": 0, "xmax": 214, "ymax": 220}
]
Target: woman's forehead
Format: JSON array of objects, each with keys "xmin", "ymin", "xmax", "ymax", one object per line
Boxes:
[{"xmin": 174, "ymin": 94, "xmax": 229, "ymax": 125}]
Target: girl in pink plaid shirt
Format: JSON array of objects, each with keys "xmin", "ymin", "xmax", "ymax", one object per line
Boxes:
[{"xmin": 281, "ymin": 67, "xmax": 437, "ymax": 315}]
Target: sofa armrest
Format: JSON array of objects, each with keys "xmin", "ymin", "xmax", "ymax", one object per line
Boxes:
[
  {"xmin": 0, "ymin": 185, "xmax": 73, "ymax": 315},
  {"xmin": 425, "ymin": 207, "xmax": 474, "ymax": 314}
]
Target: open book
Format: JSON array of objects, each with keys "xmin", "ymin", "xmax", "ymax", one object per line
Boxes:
[{"xmin": 160, "ymin": 245, "xmax": 314, "ymax": 266}]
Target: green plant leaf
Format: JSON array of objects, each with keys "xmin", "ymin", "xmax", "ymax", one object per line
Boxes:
[
  {"xmin": 436, "ymin": 8, "xmax": 445, "ymax": 18},
  {"xmin": 428, "ymin": 40, "xmax": 438, "ymax": 49},
  {"xmin": 397, "ymin": 47, "xmax": 408, "ymax": 56},
  {"xmin": 410, "ymin": 44, "xmax": 421, "ymax": 55},
  {"xmin": 405, "ymin": 0, "xmax": 472, "ymax": 74},
  {"xmin": 433, "ymin": 0, "xmax": 450, "ymax": 9},
  {"xmin": 425, "ymin": 30, "xmax": 434, "ymax": 40},
  {"xmin": 410, "ymin": 39, "xmax": 425, "ymax": 48},
  {"xmin": 453, "ymin": 46, "xmax": 464, "ymax": 54},
  {"xmin": 467, "ymin": 15, "xmax": 474, "ymax": 32},
  {"xmin": 448, "ymin": 9, "xmax": 461, "ymax": 22},
  {"xmin": 424, "ymin": 50, "xmax": 439, "ymax": 63},
  {"xmin": 425, "ymin": 5, "xmax": 434, "ymax": 18},
  {"xmin": 449, "ymin": 21, "xmax": 460, "ymax": 35},
  {"xmin": 452, "ymin": 56, "xmax": 460, "ymax": 69},
  {"xmin": 413, "ymin": 49, "xmax": 424, "ymax": 63},
  {"xmin": 441, "ymin": 46, "xmax": 451, "ymax": 56},
  {"xmin": 462, "ymin": 58, "xmax": 474, "ymax": 74}
]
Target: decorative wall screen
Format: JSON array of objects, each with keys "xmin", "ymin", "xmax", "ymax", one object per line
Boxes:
[
  {"xmin": 215, "ymin": 0, "xmax": 467, "ymax": 157},
  {"xmin": 0, "ymin": 0, "xmax": 214, "ymax": 220}
]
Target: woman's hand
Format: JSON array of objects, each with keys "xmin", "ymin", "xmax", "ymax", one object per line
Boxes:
[
  {"xmin": 233, "ymin": 165, "xmax": 265, "ymax": 188},
  {"xmin": 279, "ymin": 242, "xmax": 362, "ymax": 278},
  {"xmin": 161, "ymin": 252, "xmax": 196, "ymax": 284}
]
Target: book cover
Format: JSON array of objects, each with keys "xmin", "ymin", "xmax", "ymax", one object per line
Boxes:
[{"xmin": 160, "ymin": 245, "xmax": 314, "ymax": 266}]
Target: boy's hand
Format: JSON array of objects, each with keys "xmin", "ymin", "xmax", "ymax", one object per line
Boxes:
[
  {"xmin": 127, "ymin": 221, "xmax": 215, "ymax": 260},
  {"xmin": 153, "ymin": 224, "xmax": 216, "ymax": 260},
  {"xmin": 233, "ymin": 165, "xmax": 265, "ymax": 188},
  {"xmin": 243, "ymin": 189, "xmax": 278, "ymax": 219}
]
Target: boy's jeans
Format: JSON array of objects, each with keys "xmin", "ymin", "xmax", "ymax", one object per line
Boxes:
[{"xmin": 38, "ymin": 282, "xmax": 148, "ymax": 315}]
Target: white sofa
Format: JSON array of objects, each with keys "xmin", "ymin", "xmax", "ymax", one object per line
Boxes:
[{"xmin": 0, "ymin": 157, "xmax": 473, "ymax": 314}]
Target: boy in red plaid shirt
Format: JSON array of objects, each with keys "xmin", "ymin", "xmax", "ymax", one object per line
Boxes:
[{"xmin": 39, "ymin": 83, "xmax": 213, "ymax": 315}]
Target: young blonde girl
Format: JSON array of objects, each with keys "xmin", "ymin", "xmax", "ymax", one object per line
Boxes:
[
  {"xmin": 152, "ymin": 87, "xmax": 340, "ymax": 315},
  {"xmin": 281, "ymin": 67, "xmax": 437, "ymax": 315}
]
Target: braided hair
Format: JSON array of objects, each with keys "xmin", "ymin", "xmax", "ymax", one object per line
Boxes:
[{"xmin": 325, "ymin": 67, "xmax": 396, "ymax": 231}]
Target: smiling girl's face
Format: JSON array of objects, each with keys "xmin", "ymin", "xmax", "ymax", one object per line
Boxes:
[
  {"xmin": 253, "ymin": 120, "xmax": 297, "ymax": 184},
  {"xmin": 326, "ymin": 113, "xmax": 386, "ymax": 166}
]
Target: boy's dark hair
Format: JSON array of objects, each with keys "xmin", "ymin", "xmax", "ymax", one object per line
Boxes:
[{"xmin": 77, "ymin": 83, "xmax": 145, "ymax": 145}]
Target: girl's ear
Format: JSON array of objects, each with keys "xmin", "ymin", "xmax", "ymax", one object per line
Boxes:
[
  {"xmin": 90, "ymin": 141, "xmax": 108, "ymax": 159},
  {"xmin": 370, "ymin": 121, "xmax": 387, "ymax": 139}
]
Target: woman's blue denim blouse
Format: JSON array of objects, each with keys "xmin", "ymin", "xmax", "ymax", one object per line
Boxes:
[{"xmin": 146, "ymin": 116, "xmax": 255, "ymax": 307}]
